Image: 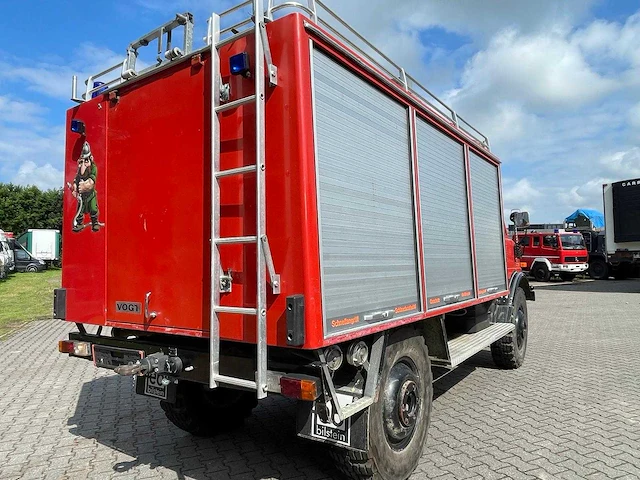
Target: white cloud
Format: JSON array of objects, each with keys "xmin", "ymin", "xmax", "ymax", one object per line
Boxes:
[
  {"xmin": 600, "ymin": 148, "xmax": 640, "ymax": 178},
  {"xmin": 0, "ymin": 96, "xmax": 47, "ymax": 124},
  {"xmin": 503, "ymin": 178, "xmax": 542, "ymax": 205},
  {"xmin": 0, "ymin": 43, "xmax": 125, "ymax": 101},
  {"xmin": 445, "ymin": 27, "xmax": 619, "ymax": 121},
  {"xmin": 11, "ymin": 161, "xmax": 63, "ymax": 191},
  {"xmin": 572, "ymin": 13, "xmax": 640, "ymax": 67}
]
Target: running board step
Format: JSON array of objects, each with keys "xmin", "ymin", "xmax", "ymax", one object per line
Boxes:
[{"xmin": 447, "ymin": 323, "xmax": 515, "ymax": 367}]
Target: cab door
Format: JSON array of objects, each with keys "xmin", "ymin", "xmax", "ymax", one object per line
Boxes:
[{"xmin": 541, "ymin": 234, "xmax": 560, "ymax": 263}]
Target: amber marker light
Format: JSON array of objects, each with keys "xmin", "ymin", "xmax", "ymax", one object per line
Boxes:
[{"xmin": 280, "ymin": 376, "xmax": 320, "ymax": 401}]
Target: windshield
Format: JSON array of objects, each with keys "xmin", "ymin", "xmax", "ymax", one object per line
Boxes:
[{"xmin": 560, "ymin": 234, "xmax": 585, "ymax": 250}]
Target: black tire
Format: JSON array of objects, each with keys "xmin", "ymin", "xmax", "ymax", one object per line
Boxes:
[
  {"xmin": 532, "ymin": 263, "xmax": 550, "ymax": 282},
  {"xmin": 588, "ymin": 259, "xmax": 609, "ymax": 280},
  {"xmin": 559, "ymin": 273, "xmax": 576, "ymax": 281},
  {"xmin": 160, "ymin": 381, "xmax": 257, "ymax": 437},
  {"xmin": 491, "ymin": 288, "xmax": 528, "ymax": 369},
  {"xmin": 331, "ymin": 329, "xmax": 432, "ymax": 480},
  {"xmin": 613, "ymin": 266, "xmax": 629, "ymax": 280},
  {"xmin": 26, "ymin": 265, "xmax": 38, "ymax": 273}
]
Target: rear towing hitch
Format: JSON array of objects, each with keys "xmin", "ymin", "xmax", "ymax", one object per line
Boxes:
[{"xmin": 114, "ymin": 351, "xmax": 184, "ymax": 386}]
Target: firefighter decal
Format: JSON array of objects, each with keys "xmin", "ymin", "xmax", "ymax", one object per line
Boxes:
[{"xmin": 67, "ymin": 141, "xmax": 103, "ymax": 232}]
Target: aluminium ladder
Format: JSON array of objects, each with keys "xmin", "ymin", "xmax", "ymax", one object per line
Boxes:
[{"xmin": 208, "ymin": 0, "xmax": 274, "ymax": 399}]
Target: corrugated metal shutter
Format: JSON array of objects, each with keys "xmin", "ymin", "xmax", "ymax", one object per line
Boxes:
[
  {"xmin": 416, "ymin": 118, "xmax": 474, "ymax": 308},
  {"xmin": 312, "ymin": 49, "xmax": 420, "ymax": 336},
  {"xmin": 469, "ymin": 152, "xmax": 507, "ymax": 293}
]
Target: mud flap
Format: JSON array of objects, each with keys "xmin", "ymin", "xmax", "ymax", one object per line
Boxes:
[{"xmin": 296, "ymin": 395, "xmax": 369, "ymax": 452}]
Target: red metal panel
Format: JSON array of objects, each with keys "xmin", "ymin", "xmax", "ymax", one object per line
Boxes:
[
  {"xmin": 104, "ymin": 57, "xmax": 209, "ymax": 333},
  {"xmin": 62, "ymin": 101, "xmax": 108, "ymax": 326}
]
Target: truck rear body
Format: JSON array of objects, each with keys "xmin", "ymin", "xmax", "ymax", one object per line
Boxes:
[
  {"xmin": 61, "ymin": 12, "xmax": 515, "ymax": 350},
  {"xmin": 602, "ymin": 179, "xmax": 640, "ymax": 276}
]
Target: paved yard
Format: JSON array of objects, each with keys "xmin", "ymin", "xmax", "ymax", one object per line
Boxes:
[{"xmin": 1, "ymin": 278, "xmax": 639, "ymax": 479}]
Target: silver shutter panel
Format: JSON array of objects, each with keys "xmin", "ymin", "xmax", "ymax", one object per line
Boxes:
[
  {"xmin": 312, "ymin": 49, "xmax": 420, "ymax": 336},
  {"xmin": 416, "ymin": 118, "xmax": 474, "ymax": 306},
  {"xmin": 469, "ymin": 152, "xmax": 507, "ymax": 291}
]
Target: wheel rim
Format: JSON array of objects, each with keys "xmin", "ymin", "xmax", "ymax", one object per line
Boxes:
[
  {"xmin": 383, "ymin": 359, "xmax": 421, "ymax": 450},
  {"xmin": 515, "ymin": 307, "xmax": 527, "ymax": 350}
]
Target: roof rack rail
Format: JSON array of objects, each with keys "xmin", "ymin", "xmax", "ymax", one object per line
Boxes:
[{"xmin": 70, "ymin": 0, "xmax": 491, "ymax": 150}]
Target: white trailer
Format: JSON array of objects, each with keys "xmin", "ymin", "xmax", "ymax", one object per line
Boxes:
[
  {"xmin": 18, "ymin": 229, "xmax": 61, "ymax": 263},
  {"xmin": 603, "ymin": 179, "xmax": 640, "ymax": 278}
]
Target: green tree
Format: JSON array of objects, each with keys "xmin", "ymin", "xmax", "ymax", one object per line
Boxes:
[{"xmin": 0, "ymin": 183, "xmax": 63, "ymax": 235}]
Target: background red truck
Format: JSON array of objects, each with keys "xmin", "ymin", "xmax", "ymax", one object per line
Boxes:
[
  {"xmin": 515, "ymin": 229, "xmax": 589, "ymax": 281},
  {"xmin": 55, "ymin": 2, "xmax": 535, "ymax": 479}
]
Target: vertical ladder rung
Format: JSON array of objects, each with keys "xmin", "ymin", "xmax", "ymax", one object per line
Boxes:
[
  {"xmin": 215, "ymin": 235, "xmax": 258, "ymax": 245},
  {"xmin": 216, "ymin": 94, "xmax": 256, "ymax": 113},
  {"xmin": 214, "ymin": 306, "xmax": 258, "ymax": 315},
  {"xmin": 215, "ymin": 165, "xmax": 257, "ymax": 178}
]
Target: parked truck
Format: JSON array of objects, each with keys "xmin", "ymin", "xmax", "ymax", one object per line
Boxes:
[
  {"xmin": 17, "ymin": 229, "xmax": 60, "ymax": 267},
  {"xmin": 600, "ymin": 179, "xmax": 640, "ymax": 279},
  {"xmin": 56, "ymin": 3, "xmax": 534, "ymax": 479},
  {"xmin": 513, "ymin": 228, "xmax": 589, "ymax": 281}
]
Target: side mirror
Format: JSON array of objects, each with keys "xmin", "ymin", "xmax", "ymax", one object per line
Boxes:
[{"xmin": 510, "ymin": 211, "xmax": 530, "ymax": 228}]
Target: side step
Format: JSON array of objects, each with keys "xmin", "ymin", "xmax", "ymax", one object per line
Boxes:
[{"xmin": 447, "ymin": 323, "xmax": 514, "ymax": 367}]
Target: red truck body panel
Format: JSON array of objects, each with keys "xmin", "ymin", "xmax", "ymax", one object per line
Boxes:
[{"xmin": 62, "ymin": 13, "xmax": 519, "ymax": 349}]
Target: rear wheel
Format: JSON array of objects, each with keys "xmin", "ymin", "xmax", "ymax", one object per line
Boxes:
[
  {"xmin": 613, "ymin": 265, "xmax": 629, "ymax": 280},
  {"xmin": 332, "ymin": 329, "xmax": 432, "ymax": 480},
  {"xmin": 532, "ymin": 263, "xmax": 550, "ymax": 282},
  {"xmin": 161, "ymin": 381, "xmax": 257, "ymax": 437},
  {"xmin": 491, "ymin": 288, "xmax": 528, "ymax": 369},
  {"xmin": 588, "ymin": 259, "xmax": 609, "ymax": 280},
  {"xmin": 559, "ymin": 273, "xmax": 576, "ymax": 281}
]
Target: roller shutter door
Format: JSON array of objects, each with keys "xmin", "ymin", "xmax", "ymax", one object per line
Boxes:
[
  {"xmin": 312, "ymin": 49, "xmax": 420, "ymax": 336},
  {"xmin": 416, "ymin": 118, "xmax": 474, "ymax": 308},
  {"xmin": 469, "ymin": 152, "xmax": 507, "ymax": 294}
]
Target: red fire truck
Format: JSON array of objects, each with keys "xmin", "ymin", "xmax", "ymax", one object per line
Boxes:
[
  {"xmin": 516, "ymin": 229, "xmax": 589, "ymax": 281},
  {"xmin": 56, "ymin": 2, "xmax": 534, "ymax": 478}
]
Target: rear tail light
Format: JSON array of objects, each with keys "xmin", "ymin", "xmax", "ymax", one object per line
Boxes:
[
  {"xmin": 58, "ymin": 340, "xmax": 92, "ymax": 357},
  {"xmin": 280, "ymin": 376, "xmax": 320, "ymax": 401}
]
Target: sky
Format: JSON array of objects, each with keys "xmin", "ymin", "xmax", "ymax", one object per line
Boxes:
[{"xmin": 1, "ymin": 0, "xmax": 639, "ymax": 223}]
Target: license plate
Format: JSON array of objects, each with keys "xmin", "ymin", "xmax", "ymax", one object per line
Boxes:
[
  {"xmin": 92, "ymin": 345, "xmax": 144, "ymax": 369},
  {"xmin": 144, "ymin": 374, "xmax": 168, "ymax": 400}
]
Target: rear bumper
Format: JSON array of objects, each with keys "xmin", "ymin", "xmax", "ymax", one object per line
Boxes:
[
  {"xmin": 550, "ymin": 263, "xmax": 589, "ymax": 273},
  {"xmin": 64, "ymin": 329, "xmax": 251, "ymax": 385}
]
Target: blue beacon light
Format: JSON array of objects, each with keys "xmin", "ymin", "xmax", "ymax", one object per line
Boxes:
[
  {"xmin": 230, "ymin": 52, "xmax": 251, "ymax": 77},
  {"xmin": 70, "ymin": 119, "xmax": 85, "ymax": 135},
  {"xmin": 91, "ymin": 81, "xmax": 107, "ymax": 98}
]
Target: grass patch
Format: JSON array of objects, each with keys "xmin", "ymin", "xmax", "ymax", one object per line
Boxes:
[{"xmin": 0, "ymin": 269, "xmax": 61, "ymax": 338}]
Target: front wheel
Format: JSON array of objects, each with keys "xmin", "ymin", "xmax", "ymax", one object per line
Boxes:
[
  {"xmin": 25, "ymin": 265, "xmax": 38, "ymax": 273},
  {"xmin": 532, "ymin": 263, "xmax": 550, "ymax": 282},
  {"xmin": 332, "ymin": 329, "xmax": 432, "ymax": 480},
  {"xmin": 491, "ymin": 287, "xmax": 528, "ymax": 369}
]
